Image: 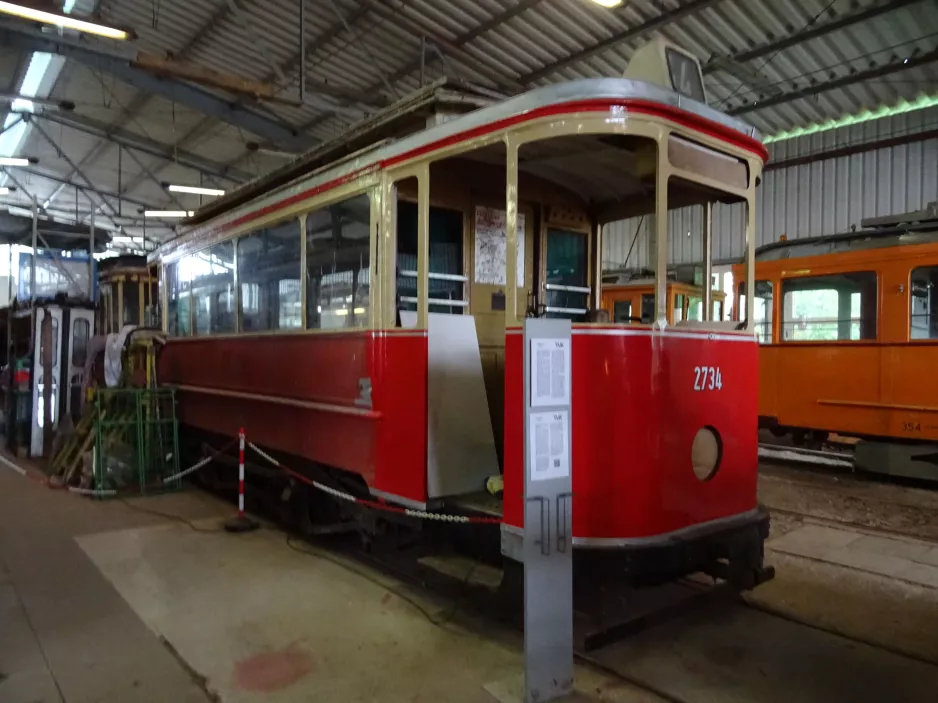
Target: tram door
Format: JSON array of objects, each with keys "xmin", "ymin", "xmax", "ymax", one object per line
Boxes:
[
  {"xmin": 543, "ymin": 228, "xmax": 590, "ymax": 320},
  {"xmin": 30, "ymin": 306, "xmax": 63, "ymax": 457}
]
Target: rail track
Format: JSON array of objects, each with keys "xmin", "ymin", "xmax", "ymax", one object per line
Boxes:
[{"xmin": 759, "ymin": 442, "xmax": 855, "ymax": 470}]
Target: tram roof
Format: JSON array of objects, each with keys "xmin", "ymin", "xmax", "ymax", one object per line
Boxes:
[
  {"xmin": 754, "ymin": 207, "xmax": 938, "ymax": 262},
  {"xmin": 153, "ymin": 78, "xmax": 765, "ymax": 263}
]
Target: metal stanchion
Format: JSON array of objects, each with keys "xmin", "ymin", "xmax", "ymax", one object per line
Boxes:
[{"xmin": 224, "ymin": 427, "xmax": 259, "ymax": 533}]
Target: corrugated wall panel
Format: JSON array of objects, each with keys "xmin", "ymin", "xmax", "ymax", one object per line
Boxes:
[{"xmin": 603, "ymin": 106, "xmax": 938, "ymax": 271}]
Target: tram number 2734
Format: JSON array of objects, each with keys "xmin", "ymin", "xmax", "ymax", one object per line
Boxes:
[{"xmin": 693, "ymin": 366, "xmax": 723, "ymax": 391}]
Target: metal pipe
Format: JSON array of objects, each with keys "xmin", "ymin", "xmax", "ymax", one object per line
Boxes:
[
  {"xmin": 703, "ymin": 201, "xmax": 712, "ymax": 321},
  {"xmin": 89, "ymin": 212, "xmax": 95, "ymax": 301},
  {"xmin": 30, "ymin": 203, "xmax": 37, "ymax": 302}
]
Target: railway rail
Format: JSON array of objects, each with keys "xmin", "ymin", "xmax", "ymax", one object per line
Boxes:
[{"xmin": 759, "ymin": 442, "xmax": 855, "ymax": 470}]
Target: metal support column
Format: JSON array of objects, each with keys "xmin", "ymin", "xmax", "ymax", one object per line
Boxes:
[
  {"xmin": 522, "ymin": 317, "xmax": 574, "ymax": 702},
  {"xmin": 703, "ymin": 201, "xmax": 712, "ymax": 321},
  {"xmin": 30, "ymin": 203, "xmax": 37, "ymax": 302},
  {"xmin": 89, "ymin": 212, "xmax": 95, "ymax": 300}
]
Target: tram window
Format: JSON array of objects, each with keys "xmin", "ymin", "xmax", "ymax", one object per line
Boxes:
[
  {"xmin": 122, "ymin": 280, "xmax": 140, "ymax": 328},
  {"xmin": 279, "ymin": 279, "xmax": 301, "ymax": 329},
  {"xmin": 166, "ymin": 263, "xmax": 191, "ymax": 337},
  {"xmin": 39, "ymin": 317, "xmax": 59, "ymax": 365},
  {"xmin": 240, "ymin": 218, "xmax": 302, "ymax": 332},
  {"xmin": 674, "ymin": 294, "xmax": 685, "ymax": 323},
  {"xmin": 545, "ymin": 229, "xmax": 589, "ymax": 321},
  {"xmin": 738, "ymin": 280, "xmax": 773, "ymax": 343},
  {"xmin": 641, "ymin": 294, "xmax": 655, "ymax": 324},
  {"xmin": 613, "ymin": 300, "xmax": 632, "ymax": 322},
  {"xmin": 910, "ymin": 267, "xmax": 938, "ymax": 339},
  {"xmin": 184, "ymin": 240, "xmax": 236, "ymax": 336},
  {"xmin": 687, "ymin": 296, "xmax": 703, "ymax": 322},
  {"xmin": 307, "ymin": 194, "xmax": 370, "ymax": 329},
  {"xmin": 71, "ymin": 318, "xmax": 89, "ymax": 367},
  {"xmin": 781, "ymin": 272, "xmax": 876, "ymax": 341},
  {"xmin": 396, "ymin": 201, "xmax": 465, "ymax": 315}
]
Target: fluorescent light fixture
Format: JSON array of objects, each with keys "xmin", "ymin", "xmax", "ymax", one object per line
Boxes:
[
  {"xmin": 0, "ymin": 2, "xmax": 131, "ymax": 40},
  {"xmin": 589, "ymin": 0, "xmax": 623, "ymax": 7},
  {"xmin": 0, "ymin": 156, "xmax": 34, "ymax": 166},
  {"xmin": 166, "ymin": 184, "xmax": 226, "ymax": 196},
  {"xmin": 0, "ymin": 187, "xmax": 10, "ymax": 195},
  {"xmin": 144, "ymin": 210, "xmax": 193, "ymax": 218},
  {"xmin": 353, "ymin": 307, "xmax": 365, "ymax": 315},
  {"xmin": 334, "ymin": 308, "xmax": 349, "ymax": 316}
]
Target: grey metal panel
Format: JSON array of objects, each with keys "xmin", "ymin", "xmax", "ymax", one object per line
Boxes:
[{"xmin": 520, "ymin": 317, "xmax": 573, "ymax": 703}]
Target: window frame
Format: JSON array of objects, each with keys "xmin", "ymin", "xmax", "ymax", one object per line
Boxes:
[
  {"xmin": 909, "ymin": 265, "xmax": 938, "ymax": 342},
  {"xmin": 779, "ymin": 270, "xmax": 878, "ymax": 344},
  {"xmin": 737, "ymin": 278, "xmax": 775, "ymax": 344}
]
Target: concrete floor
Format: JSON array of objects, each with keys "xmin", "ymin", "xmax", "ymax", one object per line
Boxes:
[
  {"xmin": 4, "ymin": 452, "xmax": 938, "ymax": 703},
  {"xmin": 0, "ymin": 456, "xmax": 653, "ymax": 703}
]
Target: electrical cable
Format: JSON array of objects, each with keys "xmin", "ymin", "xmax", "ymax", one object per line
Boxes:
[
  {"xmin": 714, "ymin": 0, "xmax": 841, "ymax": 109},
  {"xmin": 712, "ymin": 32, "xmax": 938, "ymax": 105},
  {"xmin": 284, "ymin": 533, "xmax": 477, "ymax": 630},
  {"xmin": 117, "ymin": 497, "xmax": 225, "ymax": 533}
]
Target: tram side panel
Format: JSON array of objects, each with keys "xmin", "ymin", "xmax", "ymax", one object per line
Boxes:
[
  {"xmin": 502, "ymin": 328, "xmax": 759, "ymax": 543},
  {"xmin": 159, "ymin": 333, "xmax": 430, "ymax": 501}
]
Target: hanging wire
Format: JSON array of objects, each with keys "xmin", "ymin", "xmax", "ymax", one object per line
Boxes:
[{"xmin": 714, "ymin": 0, "xmax": 842, "ymax": 109}]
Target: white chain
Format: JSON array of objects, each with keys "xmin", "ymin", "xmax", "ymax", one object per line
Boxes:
[
  {"xmin": 160, "ymin": 454, "xmax": 215, "ymax": 484},
  {"xmin": 247, "ymin": 442, "xmax": 486, "ymax": 522},
  {"xmin": 404, "ymin": 509, "xmax": 470, "ymax": 523},
  {"xmin": 67, "ymin": 486, "xmax": 117, "ymax": 497},
  {"xmin": 248, "ymin": 442, "xmax": 281, "ymax": 467}
]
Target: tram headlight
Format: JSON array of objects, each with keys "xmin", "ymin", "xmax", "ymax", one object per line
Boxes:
[{"xmin": 691, "ymin": 426, "xmax": 722, "ymax": 481}]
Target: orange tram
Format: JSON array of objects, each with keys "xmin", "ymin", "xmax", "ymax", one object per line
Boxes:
[
  {"xmin": 732, "ymin": 205, "xmax": 938, "ymax": 480},
  {"xmin": 153, "ymin": 43, "xmax": 772, "ymax": 588}
]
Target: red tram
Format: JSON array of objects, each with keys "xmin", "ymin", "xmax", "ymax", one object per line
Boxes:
[{"xmin": 153, "ymin": 43, "xmax": 771, "ymax": 587}]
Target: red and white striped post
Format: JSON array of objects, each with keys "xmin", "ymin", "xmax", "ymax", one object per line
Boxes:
[{"xmin": 224, "ymin": 427, "xmax": 259, "ymax": 533}]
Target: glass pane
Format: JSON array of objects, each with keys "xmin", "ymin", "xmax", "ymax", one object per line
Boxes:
[
  {"xmin": 545, "ymin": 228, "xmax": 588, "ymax": 321},
  {"xmin": 122, "ymin": 281, "xmax": 140, "ymax": 327},
  {"xmin": 166, "ymin": 263, "xmax": 190, "ymax": 337},
  {"xmin": 674, "ymin": 294, "xmax": 684, "ymax": 323},
  {"xmin": 613, "ymin": 300, "xmax": 631, "ymax": 322},
  {"xmin": 240, "ymin": 218, "xmax": 302, "ymax": 332},
  {"xmin": 782, "ymin": 272, "xmax": 877, "ymax": 341},
  {"xmin": 180, "ymin": 241, "xmax": 236, "ymax": 336},
  {"xmin": 687, "ymin": 296, "xmax": 703, "ymax": 322},
  {"xmin": 641, "ymin": 294, "xmax": 655, "ymax": 324},
  {"xmin": 739, "ymin": 280, "xmax": 773, "ymax": 343},
  {"xmin": 40, "ymin": 316, "xmax": 59, "ymax": 365},
  {"xmin": 396, "ymin": 201, "xmax": 465, "ymax": 315},
  {"xmin": 911, "ymin": 267, "xmax": 938, "ymax": 339},
  {"xmin": 307, "ymin": 194, "xmax": 370, "ymax": 329},
  {"xmin": 71, "ymin": 318, "xmax": 89, "ymax": 367}
]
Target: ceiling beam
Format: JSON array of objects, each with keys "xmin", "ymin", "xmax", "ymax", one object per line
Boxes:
[
  {"xmin": 298, "ymin": 0, "xmax": 546, "ymax": 134},
  {"xmin": 31, "ymin": 111, "xmax": 251, "ymax": 183},
  {"xmin": 363, "ymin": 0, "xmax": 522, "ymax": 92},
  {"xmin": 704, "ymin": 0, "xmax": 925, "ymax": 71},
  {"xmin": 519, "ymin": 0, "xmax": 722, "ymax": 85},
  {"xmin": 5, "ymin": 167, "xmax": 162, "ymax": 212},
  {"xmin": 0, "ymin": 25, "xmax": 314, "ymax": 151},
  {"xmin": 728, "ymin": 46, "xmax": 938, "ymax": 115}
]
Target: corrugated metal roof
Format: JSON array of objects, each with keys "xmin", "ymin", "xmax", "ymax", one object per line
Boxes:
[{"xmin": 0, "ymin": 0, "xmax": 935, "ymax": 249}]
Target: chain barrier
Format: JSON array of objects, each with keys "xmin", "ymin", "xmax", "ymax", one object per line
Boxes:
[
  {"xmin": 246, "ymin": 441, "xmax": 501, "ymax": 525},
  {"xmin": 160, "ymin": 439, "xmax": 236, "ymax": 484},
  {"xmin": 6, "ymin": 427, "xmax": 502, "ymax": 525}
]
